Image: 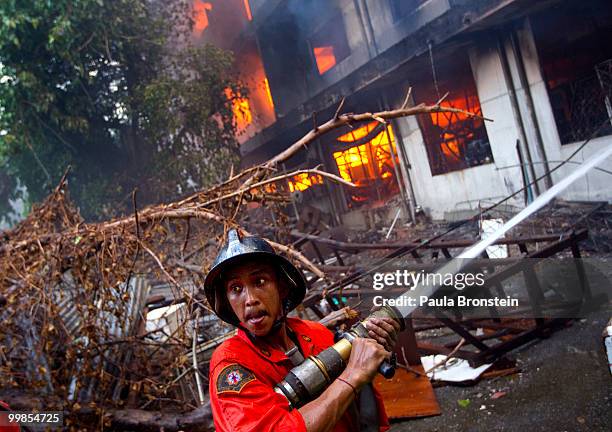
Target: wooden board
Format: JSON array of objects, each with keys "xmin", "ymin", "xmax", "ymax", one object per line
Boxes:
[{"xmin": 373, "ymin": 365, "xmax": 441, "ymax": 420}]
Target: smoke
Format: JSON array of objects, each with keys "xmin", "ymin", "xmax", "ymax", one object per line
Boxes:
[
  {"xmin": 258, "ymin": 0, "xmax": 349, "ymax": 113},
  {"xmin": 286, "ymin": 0, "xmax": 329, "ymax": 33}
]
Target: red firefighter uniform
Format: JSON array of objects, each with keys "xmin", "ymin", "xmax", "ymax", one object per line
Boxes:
[
  {"xmin": 209, "ymin": 317, "xmax": 390, "ymax": 432},
  {"xmin": 0, "ymin": 401, "xmax": 21, "ymax": 432}
]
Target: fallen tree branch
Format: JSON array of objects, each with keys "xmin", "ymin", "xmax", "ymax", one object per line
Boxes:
[
  {"xmin": 241, "ymin": 101, "xmax": 492, "ymax": 188},
  {"xmin": 98, "ymin": 403, "xmax": 215, "ymax": 432},
  {"xmin": 197, "ymin": 169, "xmax": 355, "ymax": 209},
  {"xmin": 264, "ymin": 237, "xmax": 325, "ymax": 279},
  {"xmin": 0, "ymin": 392, "xmax": 215, "ymax": 431}
]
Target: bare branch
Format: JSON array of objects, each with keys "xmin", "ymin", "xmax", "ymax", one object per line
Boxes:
[
  {"xmin": 242, "ymin": 101, "xmax": 492, "ymax": 187},
  {"xmin": 435, "ymin": 91, "xmax": 450, "ymax": 106},
  {"xmin": 197, "ymin": 168, "xmax": 355, "ymax": 209},
  {"xmin": 141, "ymin": 243, "xmax": 180, "ymax": 287},
  {"xmin": 264, "ymin": 238, "xmax": 325, "ymax": 279},
  {"xmin": 333, "ymin": 97, "xmax": 346, "ymax": 120},
  {"xmin": 401, "ymin": 87, "xmax": 413, "ymax": 109}
]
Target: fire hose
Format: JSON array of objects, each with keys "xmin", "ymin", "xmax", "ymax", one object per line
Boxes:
[{"xmin": 274, "ymin": 141, "xmax": 612, "ymax": 409}]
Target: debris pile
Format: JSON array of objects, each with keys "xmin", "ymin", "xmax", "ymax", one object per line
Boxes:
[{"xmin": 0, "ymin": 99, "xmax": 478, "ymax": 429}]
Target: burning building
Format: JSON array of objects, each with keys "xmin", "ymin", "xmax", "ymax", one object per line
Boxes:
[
  {"xmin": 200, "ymin": 0, "xmax": 612, "ymax": 224},
  {"xmin": 192, "ymin": 0, "xmax": 276, "ymax": 144}
]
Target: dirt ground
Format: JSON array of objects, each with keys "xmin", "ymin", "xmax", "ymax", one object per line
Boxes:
[{"xmin": 390, "ymin": 310, "xmax": 612, "ymax": 432}]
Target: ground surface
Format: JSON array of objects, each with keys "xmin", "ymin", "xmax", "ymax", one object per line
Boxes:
[{"xmin": 390, "ymin": 311, "xmax": 612, "ymax": 432}]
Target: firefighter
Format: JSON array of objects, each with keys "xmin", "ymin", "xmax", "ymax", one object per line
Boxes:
[{"xmin": 204, "ymin": 229, "xmax": 400, "ymax": 432}]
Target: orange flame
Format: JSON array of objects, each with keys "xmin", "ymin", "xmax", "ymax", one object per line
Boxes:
[
  {"xmin": 263, "ymin": 78, "xmax": 274, "ymax": 109},
  {"xmin": 333, "ymin": 122, "xmax": 398, "ymax": 188},
  {"xmin": 243, "ymin": 0, "xmax": 253, "ymax": 21},
  {"xmin": 288, "ymin": 173, "xmax": 323, "ymax": 192},
  {"xmin": 225, "ymin": 88, "xmax": 253, "ymax": 130},
  {"xmin": 193, "ymin": 1, "xmax": 212, "ymax": 36},
  {"xmin": 313, "ymin": 46, "xmax": 337, "ymax": 75},
  {"xmin": 428, "ymin": 96, "xmax": 483, "ymax": 162},
  {"xmin": 429, "ymin": 100, "xmax": 473, "ymax": 128}
]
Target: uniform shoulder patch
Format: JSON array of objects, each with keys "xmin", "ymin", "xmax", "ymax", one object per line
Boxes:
[{"xmin": 216, "ymin": 363, "xmax": 256, "ymax": 395}]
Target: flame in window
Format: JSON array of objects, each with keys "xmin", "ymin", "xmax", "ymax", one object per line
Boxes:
[
  {"xmin": 193, "ymin": 1, "xmax": 212, "ymax": 36},
  {"xmin": 225, "ymin": 88, "xmax": 253, "ymax": 130},
  {"xmin": 263, "ymin": 78, "xmax": 274, "ymax": 109},
  {"xmin": 337, "ymin": 123, "xmax": 376, "ymax": 142},
  {"xmin": 243, "ymin": 0, "xmax": 253, "ymax": 21},
  {"xmin": 333, "ymin": 122, "xmax": 399, "ymax": 203},
  {"xmin": 429, "ymin": 96, "xmax": 483, "ymax": 162},
  {"xmin": 313, "ymin": 46, "xmax": 337, "ymax": 75},
  {"xmin": 429, "ymin": 99, "xmax": 478, "ymax": 128},
  {"xmin": 288, "ymin": 173, "xmax": 323, "ymax": 192}
]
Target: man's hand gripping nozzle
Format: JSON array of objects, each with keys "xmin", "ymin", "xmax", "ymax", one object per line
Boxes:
[{"xmin": 274, "ymin": 306, "xmax": 404, "ymax": 408}]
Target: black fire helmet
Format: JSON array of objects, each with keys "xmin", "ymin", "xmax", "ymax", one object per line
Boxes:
[{"xmin": 203, "ymin": 229, "xmax": 307, "ymax": 326}]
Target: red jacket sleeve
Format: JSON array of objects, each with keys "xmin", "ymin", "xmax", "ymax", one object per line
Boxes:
[{"xmin": 210, "ymin": 361, "xmax": 307, "ymax": 432}]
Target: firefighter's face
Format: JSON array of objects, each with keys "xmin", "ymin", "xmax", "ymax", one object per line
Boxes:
[{"xmin": 224, "ymin": 261, "xmax": 286, "ymax": 336}]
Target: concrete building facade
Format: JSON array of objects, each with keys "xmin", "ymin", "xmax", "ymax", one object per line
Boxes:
[{"xmin": 201, "ymin": 0, "xmax": 612, "ymax": 224}]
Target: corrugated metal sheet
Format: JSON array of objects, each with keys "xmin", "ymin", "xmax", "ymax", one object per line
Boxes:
[{"xmin": 52, "ymin": 272, "xmax": 150, "ymax": 403}]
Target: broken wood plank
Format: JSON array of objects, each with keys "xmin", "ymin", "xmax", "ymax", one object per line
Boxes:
[{"xmin": 373, "ymin": 365, "xmax": 441, "ymax": 419}]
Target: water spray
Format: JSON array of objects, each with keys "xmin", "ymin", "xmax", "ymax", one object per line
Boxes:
[{"xmin": 274, "ymin": 143, "xmax": 612, "ymax": 408}]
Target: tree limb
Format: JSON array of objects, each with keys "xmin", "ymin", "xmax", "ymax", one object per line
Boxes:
[
  {"xmin": 99, "ymin": 403, "xmax": 214, "ymax": 432},
  {"xmin": 240, "ymin": 102, "xmax": 492, "ymax": 188},
  {"xmin": 197, "ymin": 168, "xmax": 355, "ymax": 208},
  {"xmin": 264, "ymin": 237, "xmax": 325, "ymax": 279}
]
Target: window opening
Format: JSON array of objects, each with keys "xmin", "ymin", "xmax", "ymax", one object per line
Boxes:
[
  {"xmin": 309, "ymin": 13, "xmax": 351, "ymax": 75},
  {"xmin": 332, "ymin": 122, "xmax": 400, "ymax": 206},
  {"xmin": 531, "ymin": 2, "xmax": 612, "ymax": 144},
  {"xmin": 415, "ymin": 52, "xmax": 493, "ymax": 175},
  {"xmin": 287, "ymin": 173, "xmax": 323, "ymax": 193}
]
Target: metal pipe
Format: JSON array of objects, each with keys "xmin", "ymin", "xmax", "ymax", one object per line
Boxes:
[
  {"xmin": 359, "ymin": 0, "xmax": 379, "ymax": 56},
  {"xmin": 367, "ymin": 142, "xmax": 383, "ymax": 202},
  {"xmin": 386, "ymin": 208, "xmax": 402, "ymax": 239},
  {"xmin": 381, "ymin": 94, "xmax": 418, "ymax": 222},
  {"xmin": 279, "ymin": 229, "xmax": 572, "ymax": 250},
  {"xmin": 515, "ymin": 139, "xmax": 533, "ymax": 204},
  {"xmin": 497, "ymin": 32, "xmax": 540, "ymax": 196},
  {"xmin": 192, "ymin": 309, "xmax": 205, "ymax": 405},
  {"xmin": 352, "ymin": 0, "xmax": 375, "ymax": 59},
  {"xmin": 316, "ymin": 139, "xmax": 343, "ymax": 226},
  {"xmin": 497, "ymin": 160, "xmax": 612, "ymax": 176},
  {"xmin": 383, "ymin": 122, "xmax": 409, "ymax": 215},
  {"xmin": 509, "ymin": 25, "xmax": 553, "ymax": 189}
]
